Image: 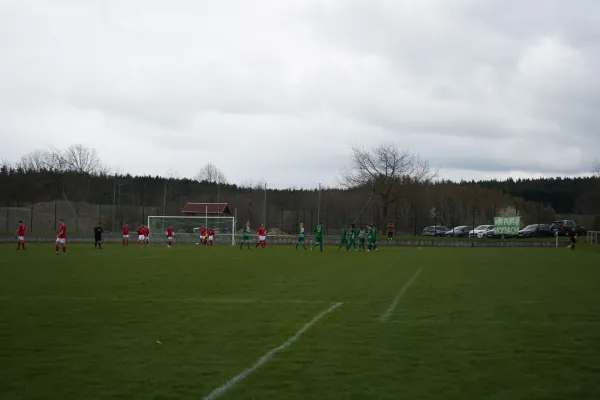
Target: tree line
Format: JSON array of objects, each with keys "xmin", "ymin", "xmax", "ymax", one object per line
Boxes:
[{"xmin": 1, "ymin": 145, "xmax": 598, "ymax": 232}]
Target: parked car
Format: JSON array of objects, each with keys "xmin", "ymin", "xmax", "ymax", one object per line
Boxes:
[
  {"xmin": 550, "ymin": 220, "xmax": 587, "ymax": 236},
  {"xmin": 469, "ymin": 225, "xmax": 494, "ymax": 238},
  {"xmin": 422, "ymin": 225, "xmax": 449, "ymax": 236},
  {"xmin": 445, "ymin": 226, "xmax": 472, "ymax": 237},
  {"xmin": 517, "ymin": 224, "xmax": 553, "ymax": 238}
]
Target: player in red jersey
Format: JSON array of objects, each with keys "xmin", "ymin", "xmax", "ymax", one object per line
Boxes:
[
  {"xmin": 166, "ymin": 225, "xmax": 174, "ymax": 247},
  {"xmin": 16, "ymin": 220, "xmax": 26, "ymax": 250},
  {"xmin": 255, "ymin": 224, "xmax": 267, "ymax": 248},
  {"xmin": 208, "ymin": 227, "xmax": 215, "ymax": 246},
  {"xmin": 55, "ymin": 219, "xmax": 67, "ymax": 255},
  {"xmin": 122, "ymin": 224, "xmax": 130, "ymax": 246},
  {"xmin": 199, "ymin": 225, "xmax": 207, "ymax": 245},
  {"xmin": 143, "ymin": 225, "xmax": 150, "ymax": 246},
  {"xmin": 136, "ymin": 225, "xmax": 145, "ymax": 246}
]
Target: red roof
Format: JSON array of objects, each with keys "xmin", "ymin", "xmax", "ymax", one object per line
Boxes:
[{"xmin": 182, "ymin": 202, "xmax": 231, "ymax": 214}]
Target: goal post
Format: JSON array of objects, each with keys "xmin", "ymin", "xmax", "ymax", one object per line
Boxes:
[
  {"xmin": 586, "ymin": 231, "xmax": 599, "ymax": 245},
  {"xmin": 147, "ymin": 216, "xmax": 236, "ymax": 245}
]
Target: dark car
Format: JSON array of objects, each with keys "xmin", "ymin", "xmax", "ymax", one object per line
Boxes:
[
  {"xmin": 550, "ymin": 220, "xmax": 587, "ymax": 236},
  {"xmin": 445, "ymin": 226, "xmax": 472, "ymax": 237},
  {"xmin": 517, "ymin": 224, "xmax": 553, "ymax": 238},
  {"xmin": 422, "ymin": 225, "xmax": 449, "ymax": 236}
]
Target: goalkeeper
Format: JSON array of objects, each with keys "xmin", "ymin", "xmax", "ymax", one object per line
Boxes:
[
  {"xmin": 347, "ymin": 223, "xmax": 358, "ymax": 251},
  {"xmin": 337, "ymin": 225, "xmax": 348, "ymax": 251}
]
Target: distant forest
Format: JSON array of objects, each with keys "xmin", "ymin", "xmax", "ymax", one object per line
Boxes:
[{"xmin": 1, "ymin": 145, "xmax": 599, "ymax": 232}]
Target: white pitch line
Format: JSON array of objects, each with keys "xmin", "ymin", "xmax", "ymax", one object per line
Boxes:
[
  {"xmin": 379, "ymin": 267, "xmax": 423, "ymax": 322},
  {"xmin": 0, "ymin": 296, "xmax": 329, "ymax": 305},
  {"xmin": 202, "ymin": 302, "xmax": 343, "ymax": 400},
  {"xmin": 389, "ymin": 319, "xmax": 600, "ymax": 325}
]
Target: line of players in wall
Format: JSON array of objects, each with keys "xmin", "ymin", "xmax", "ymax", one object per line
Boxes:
[{"xmin": 13, "ymin": 220, "xmax": 379, "ymax": 253}]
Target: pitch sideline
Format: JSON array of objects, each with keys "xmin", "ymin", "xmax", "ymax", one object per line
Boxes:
[
  {"xmin": 202, "ymin": 302, "xmax": 343, "ymax": 400},
  {"xmin": 379, "ymin": 267, "xmax": 423, "ymax": 322},
  {"xmin": 0, "ymin": 296, "xmax": 330, "ymax": 305}
]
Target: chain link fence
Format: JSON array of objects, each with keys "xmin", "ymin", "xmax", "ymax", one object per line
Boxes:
[{"xmin": 2, "ymin": 198, "xmax": 588, "ymax": 237}]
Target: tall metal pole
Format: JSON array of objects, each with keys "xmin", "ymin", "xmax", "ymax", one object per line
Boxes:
[
  {"xmin": 162, "ymin": 180, "xmax": 167, "ymax": 232},
  {"xmin": 217, "ymin": 180, "xmax": 220, "ymax": 208},
  {"xmin": 112, "ymin": 177, "xmax": 116, "ymax": 232},
  {"xmin": 263, "ymin": 182, "xmax": 267, "ymax": 226},
  {"xmin": 162, "ymin": 180, "xmax": 167, "ymax": 216},
  {"xmin": 317, "ymin": 183, "xmax": 321, "ymax": 224}
]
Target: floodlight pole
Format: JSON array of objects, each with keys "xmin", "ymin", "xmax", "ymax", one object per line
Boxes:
[
  {"xmin": 263, "ymin": 182, "xmax": 267, "ymax": 226},
  {"xmin": 317, "ymin": 183, "xmax": 321, "ymax": 224},
  {"xmin": 112, "ymin": 176, "xmax": 116, "ymax": 232},
  {"xmin": 217, "ymin": 179, "xmax": 220, "ymax": 208}
]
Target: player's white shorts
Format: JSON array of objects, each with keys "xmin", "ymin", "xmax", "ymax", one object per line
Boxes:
[
  {"xmin": 208, "ymin": 235, "xmax": 214, "ymax": 241},
  {"xmin": 123, "ymin": 234, "xmax": 129, "ymax": 239},
  {"xmin": 144, "ymin": 236, "xmax": 149, "ymax": 241},
  {"xmin": 18, "ymin": 236, "xmax": 25, "ymax": 241},
  {"xmin": 167, "ymin": 236, "xmax": 173, "ymax": 241},
  {"xmin": 138, "ymin": 235, "xmax": 144, "ymax": 241},
  {"xmin": 258, "ymin": 235, "xmax": 266, "ymax": 242},
  {"xmin": 56, "ymin": 238, "xmax": 66, "ymax": 244}
]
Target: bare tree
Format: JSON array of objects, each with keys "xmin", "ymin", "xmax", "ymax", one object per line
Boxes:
[
  {"xmin": 498, "ymin": 206, "xmax": 518, "ymax": 217},
  {"xmin": 15, "ymin": 148, "xmax": 60, "ymax": 172},
  {"xmin": 195, "ymin": 162, "xmax": 227, "ymax": 184},
  {"xmin": 61, "ymin": 144, "xmax": 106, "ymax": 174},
  {"xmin": 166, "ymin": 168, "xmax": 180, "ymax": 179},
  {"xmin": 0, "ymin": 158, "xmax": 11, "ymax": 172},
  {"xmin": 340, "ymin": 144, "xmax": 436, "ymax": 221},
  {"xmin": 593, "ymin": 159, "xmax": 600, "ymax": 177}
]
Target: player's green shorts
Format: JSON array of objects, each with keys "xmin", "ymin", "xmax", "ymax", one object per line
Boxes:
[
  {"xmin": 359, "ymin": 238, "xmax": 365, "ymax": 243},
  {"xmin": 297, "ymin": 236, "xmax": 304, "ymax": 242},
  {"xmin": 243, "ymin": 235, "xmax": 250, "ymax": 241},
  {"xmin": 315, "ymin": 236, "xmax": 323, "ymax": 243}
]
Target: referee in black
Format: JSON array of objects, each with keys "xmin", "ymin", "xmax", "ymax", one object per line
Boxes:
[
  {"xmin": 569, "ymin": 229, "xmax": 577, "ymax": 250},
  {"xmin": 94, "ymin": 222, "xmax": 104, "ymax": 249}
]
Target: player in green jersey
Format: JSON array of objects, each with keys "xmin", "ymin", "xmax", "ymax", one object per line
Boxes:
[
  {"xmin": 296, "ymin": 222, "xmax": 307, "ymax": 250},
  {"xmin": 311, "ymin": 222, "xmax": 325, "ymax": 252},
  {"xmin": 240, "ymin": 223, "xmax": 252, "ymax": 250},
  {"xmin": 367, "ymin": 224, "xmax": 378, "ymax": 251},
  {"xmin": 347, "ymin": 223, "xmax": 358, "ymax": 251},
  {"xmin": 337, "ymin": 225, "xmax": 348, "ymax": 251},
  {"xmin": 358, "ymin": 226, "xmax": 366, "ymax": 251}
]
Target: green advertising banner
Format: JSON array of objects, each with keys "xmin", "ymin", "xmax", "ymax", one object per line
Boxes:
[{"xmin": 494, "ymin": 216, "xmax": 520, "ymax": 235}]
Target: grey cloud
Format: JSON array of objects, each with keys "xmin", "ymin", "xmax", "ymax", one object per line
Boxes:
[{"xmin": 1, "ymin": 0, "xmax": 599, "ymax": 187}]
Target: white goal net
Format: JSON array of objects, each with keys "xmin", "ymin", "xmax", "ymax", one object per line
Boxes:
[
  {"xmin": 147, "ymin": 216, "xmax": 235, "ymax": 245},
  {"xmin": 586, "ymin": 231, "xmax": 599, "ymax": 245}
]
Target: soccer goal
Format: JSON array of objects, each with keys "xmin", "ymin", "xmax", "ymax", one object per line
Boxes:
[
  {"xmin": 147, "ymin": 216, "xmax": 236, "ymax": 245},
  {"xmin": 586, "ymin": 231, "xmax": 599, "ymax": 245}
]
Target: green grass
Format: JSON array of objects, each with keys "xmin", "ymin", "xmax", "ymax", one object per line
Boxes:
[{"xmin": 1, "ymin": 242, "xmax": 600, "ymax": 399}]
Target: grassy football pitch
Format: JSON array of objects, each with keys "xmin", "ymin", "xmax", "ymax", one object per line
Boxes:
[{"xmin": 1, "ymin": 243, "xmax": 599, "ymax": 399}]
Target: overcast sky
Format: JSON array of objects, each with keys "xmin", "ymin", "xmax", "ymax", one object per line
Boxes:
[{"xmin": 1, "ymin": 0, "xmax": 599, "ymax": 188}]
